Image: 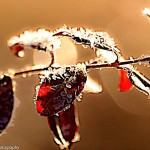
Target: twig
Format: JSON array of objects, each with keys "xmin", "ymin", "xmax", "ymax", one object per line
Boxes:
[
  {"xmin": 86, "ymin": 56, "xmax": 150, "ymax": 70},
  {"xmin": 10, "ymin": 56, "xmax": 150, "ymax": 78}
]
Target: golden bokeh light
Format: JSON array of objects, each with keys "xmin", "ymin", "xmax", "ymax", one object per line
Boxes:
[{"xmin": 33, "ymin": 37, "xmax": 77, "ymax": 66}]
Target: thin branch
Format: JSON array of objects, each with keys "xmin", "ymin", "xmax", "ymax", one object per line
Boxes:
[
  {"xmin": 11, "ymin": 56, "xmax": 150, "ymax": 78},
  {"xmin": 86, "ymin": 56, "xmax": 150, "ymax": 70},
  {"xmin": 14, "ymin": 68, "xmax": 47, "ymax": 77}
]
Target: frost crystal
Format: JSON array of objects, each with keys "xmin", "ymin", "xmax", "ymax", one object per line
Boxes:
[{"xmin": 54, "ymin": 26, "xmax": 119, "ymax": 53}]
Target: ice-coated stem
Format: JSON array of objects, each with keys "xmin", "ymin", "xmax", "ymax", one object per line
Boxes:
[
  {"xmin": 86, "ymin": 56, "xmax": 150, "ymax": 70},
  {"xmin": 8, "ymin": 55, "xmax": 150, "ymax": 78}
]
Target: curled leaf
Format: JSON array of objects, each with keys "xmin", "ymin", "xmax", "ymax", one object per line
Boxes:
[{"xmin": 47, "ymin": 102, "xmax": 80, "ymax": 149}]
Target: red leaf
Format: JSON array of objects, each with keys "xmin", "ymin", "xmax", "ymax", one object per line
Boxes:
[
  {"xmin": 35, "ymin": 65, "xmax": 87, "ymax": 116},
  {"xmin": 47, "ymin": 103, "xmax": 79, "ymax": 149},
  {"xmin": 118, "ymin": 69, "xmax": 133, "ymax": 92},
  {"xmin": 0, "ymin": 76, "xmax": 14, "ymax": 133}
]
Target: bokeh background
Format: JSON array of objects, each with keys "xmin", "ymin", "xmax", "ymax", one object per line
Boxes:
[{"xmin": 0, "ymin": 0, "xmax": 150, "ymax": 149}]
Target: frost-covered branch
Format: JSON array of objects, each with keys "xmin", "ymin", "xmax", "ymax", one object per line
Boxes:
[
  {"xmin": 1, "ymin": 55, "xmax": 148, "ymax": 78},
  {"xmin": 3, "ymin": 22, "xmax": 150, "ymax": 150}
]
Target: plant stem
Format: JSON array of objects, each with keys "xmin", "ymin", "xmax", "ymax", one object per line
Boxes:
[
  {"xmin": 14, "ymin": 68, "xmax": 47, "ymax": 77},
  {"xmin": 86, "ymin": 56, "xmax": 150, "ymax": 70},
  {"xmin": 12, "ymin": 56, "xmax": 150, "ymax": 78}
]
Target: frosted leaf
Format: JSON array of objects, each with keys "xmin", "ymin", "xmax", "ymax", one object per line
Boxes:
[
  {"xmin": 123, "ymin": 67, "xmax": 150, "ymax": 96},
  {"xmin": 54, "ymin": 26, "xmax": 119, "ymax": 54},
  {"xmin": 35, "ymin": 65, "xmax": 87, "ymax": 116},
  {"xmin": 7, "ymin": 29, "xmax": 61, "ymax": 59},
  {"xmin": 8, "ymin": 25, "xmax": 120, "ymax": 67}
]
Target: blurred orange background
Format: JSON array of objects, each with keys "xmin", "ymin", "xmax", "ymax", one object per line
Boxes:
[{"xmin": 0, "ymin": 0, "xmax": 150, "ymax": 149}]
